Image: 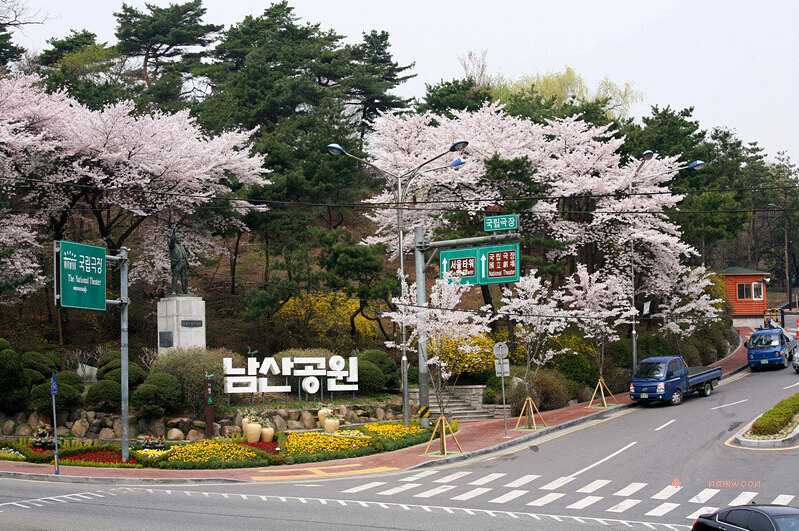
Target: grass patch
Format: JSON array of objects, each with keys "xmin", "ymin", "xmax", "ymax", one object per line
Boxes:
[{"xmin": 751, "ymin": 393, "xmax": 799, "ymax": 436}]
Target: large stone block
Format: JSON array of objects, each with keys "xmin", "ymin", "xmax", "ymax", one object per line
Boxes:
[
  {"xmin": 71, "ymin": 419, "xmax": 89, "ymax": 438},
  {"xmin": 272, "ymin": 415, "xmax": 287, "ymax": 432},
  {"xmin": 286, "ymin": 420, "xmax": 304, "ymax": 430},
  {"xmin": 2, "ymin": 419, "xmax": 15, "ymax": 436},
  {"xmin": 98, "ymin": 427, "xmax": 115, "ymax": 441},
  {"xmin": 186, "ymin": 429, "xmax": 204, "ymax": 442},
  {"xmin": 166, "ymin": 428, "xmax": 185, "ymax": 441},
  {"xmin": 300, "ymin": 411, "xmax": 316, "ymax": 429},
  {"xmin": 157, "ymin": 296, "xmax": 206, "ymax": 354},
  {"xmin": 14, "ymin": 424, "xmax": 32, "ymax": 436}
]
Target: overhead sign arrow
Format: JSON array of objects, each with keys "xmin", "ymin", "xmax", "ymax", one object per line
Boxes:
[{"xmin": 480, "ymin": 254, "xmax": 486, "ymax": 277}]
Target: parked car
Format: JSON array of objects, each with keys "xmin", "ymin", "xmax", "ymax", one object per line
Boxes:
[
  {"xmin": 629, "ymin": 356, "xmax": 722, "ymax": 406},
  {"xmin": 692, "ymin": 505, "xmax": 799, "ymax": 530},
  {"xmin": 747, "ymin": 322, "xmax": 797, "ymax": 370}
]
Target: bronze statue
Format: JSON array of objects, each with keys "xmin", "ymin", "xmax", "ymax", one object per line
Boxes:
[{"xmin": 168, "ymin": 225, "xmax": 190, "ymax": 294}]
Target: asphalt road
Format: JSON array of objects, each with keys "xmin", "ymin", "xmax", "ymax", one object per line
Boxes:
[{"xmin": 1, "ymin": 366, "xmax": 798, "ymax": 531}]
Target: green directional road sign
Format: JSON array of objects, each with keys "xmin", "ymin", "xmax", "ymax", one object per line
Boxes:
[
  {"xmin": 440, "ymin": 242, "xmax": 520, "ymax": 285},
  {"xmin": 484, "ymin": 214, "xmax": 519, "ymax": 232},
  {"xmin": 57, "ymin": 240, "xmax": 107, "ymax": 311}
]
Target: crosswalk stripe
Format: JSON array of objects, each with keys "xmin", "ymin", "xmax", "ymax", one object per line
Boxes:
[
  {"xmin": 607, "ymin": 499, "xmax": 641, "ymax": 513},
  {"xmin": 773, "ymin": 495, "xmax": 795, "ymax": 506},
  {"xmin": 527, "ymin": 493, "xmax": 565, "ymax": 507},
  {"xmin": 729, "ymin": 492, "xmax": 758, "ymax": 506},
  {"xmin": 342, "ymin": 482, "xmax": 385, "ymax": 493},
  {"xmin": 652, "ymin": 485, "xmax": 682, "ymax": 500},
  {"xmin": 469, "ymin": 473, "xmax": 506, "ymax": 486},
  {"xmin": 489, "ymin": 489, "xmax": 528, "ymax": 504},
  {"xmin": 414, "ymin": 485, "xmax": 457, "ymax": 498},
  {"xmin": 567, "ymin": 495, "xmax": 603, "ymax": 509},
  {"xmin": 377, "ymin": 484, "xmax": 420, "ymax": 496},
  {"xmin": 614, "ymin": 483, "xmax": 647, "ymax": 497},
  {"xmin": 577, "ymin": 480, "xmax": 611, "ymax": 493},
  {"xmin": 434, "ymin": 472, "xmax": 472, "ymax": 483},
  {"xmin": 646, "ymin": 503, "xmax": 680, "ymax": 517},
  {"xmin": 400, "ymin": 470, "xmax": 438, "ymax": 482},
  {"xmin": 686, "ymin": 507, "xmax": 717, "ymax": 520},
  {"xmin": 689, "ymin": 489, "xmax": 720, "ymax": 504},
  {"xmin": 505, "ymin": 475, "xmax": 540, "ymax": 488},
  {"xmin": 451, "ymin": 487, "xmax": 492, "ymax": 501},
  {"xmin": 539, "ymin": 476, "xmax": 575, "ymax": 490}
]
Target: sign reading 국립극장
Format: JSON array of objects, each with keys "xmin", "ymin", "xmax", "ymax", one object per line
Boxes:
[
  {"xmin": 484, "ymin": 214, "xmax": 519, "ymax": 232},
  {"xmin": 439, "ymin": 242, "xmax": 520, "ymax": 285},
  {"xmin": 223, "ymin": 355, "xmax": 358, "ymax": 394},
  {"xmin": 57, "ymin": 240, "xmax": 107, "ymax": 311}
]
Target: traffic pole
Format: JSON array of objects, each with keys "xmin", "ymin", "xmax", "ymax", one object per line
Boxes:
[
  {"xmin": 120, "ymin": 247, "xmax": 130, "ymax": 462},
  {"xmin": 50, "ymin": 374, "xmax": 60, "ymax": 475},
  {"xmin": 414, "ymin": 227, "xmax": 430, "ymax": 428}
]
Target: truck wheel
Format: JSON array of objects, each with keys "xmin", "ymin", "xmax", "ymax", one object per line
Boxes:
[
  {"xmin": 670, "ymin": 389, "xmax": 683, "ymax": 406},
  {"xmin": 701, "ymin": 382, "xmax": 712, "ymax": 397}
]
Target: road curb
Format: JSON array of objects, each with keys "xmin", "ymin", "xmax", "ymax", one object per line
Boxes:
[
  {"xmin": 407, "ymin": 402, "xmax": 636, "ymax": 470},
  {"xmin": 0, "ymin": 471, "xmax": 244, "ymax": 485},
  {"xmin": 733, "ymin": 416, "xmax": 799, "ymax": 448}
]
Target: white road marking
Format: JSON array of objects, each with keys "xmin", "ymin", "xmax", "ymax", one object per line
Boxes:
[
  {"xmin": 654, "ymin": 419, "xmax": 676, "ymax": 431},
  {"xmin": 577, "ymin": 480, "xmax": 611, "ymax": 493},
  {"xmin": 728, "ymin": 492, "xmax": 758, "ymax": 506},
  {"xmin": 783, "ymin": 382, "xmax": 799, "ymax": 390},
  {"xmin": 646, "ymin": 503, "xmax": 680, "ymax": 517},
  {"xmin": 570, "ymin": 442, "xmax": 638, "ymax": 477},
  {"xmin": 414, "ymin": 485, "xmax": 456, "ymax": 498},
  {"xmin": 652, "ymin": 485, "xmax": 682, "ymax": 500},
  {"xmin": 489, "ymin": 490, "xmax": 528, "ymax": 504},
  {"xmin": 606, "ymin": 499, "xmax": 641, "ymax": 513},
  {"xmin": 434, "ymin": 472, "xmax": 472, "ymax": 483},
  {"xmin": 689, "ymin": 489, "xmax": 720, "ymax": 504},
  {"xmin": 567, "ymin": 496, "xmax": 603, "ymax": 509},
  {"xmin": 710, "ymin": 399, "xmax": 748, "ymax": 410},
  {"xmin": 614, "ymin": 483, "xmax": 647, "ymax": 497},
  {"xmin": 527, "ymin": 493, "xmax": 565, "ymax": 506},
  {"xmin": 451, "ymin": 487, "xmax": 492, "ymax": 501},
  {"xmin": 686, "ymin": 507, "xmax": 717, "ymax": 520},
  {"xmin": 539, "ymin": 476, "xmax": 575, "ymax": 490},
  {"xmin": 773, "ymin": 495, "xmax": 795, "ymax": 506},
  {"xmin": 469, "ymin": 473, "xmax": 506, "ymax": 486},
  {"xmin": 377, "ymin": 484, "xmax": 421, "ymax": 496},
  {"xmin": 401, "ymin": 470, "xmax": 438, "ymax": 482},
  {"xmin": 342, "ymin": 482, "xmax": 386, "ymax": 494},
  {"xmin": 505, "ymin": 475, "xmax": 540, "ymax": 488}
]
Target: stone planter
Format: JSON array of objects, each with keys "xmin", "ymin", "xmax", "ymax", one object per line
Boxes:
[
  {"xmin": 244, "ymin": 422, "xmax": 262, "ymax": 443},
  {"xmin": 323, "ymin": 417, "xmax": 340, "ymax": 434},
  {"xmin": 734, "ymin": 415, "xmax": 799, "ymax": 448},
  {"xmin": 260, "ymin": 426, "xmax": 274, "ymax": 443}
]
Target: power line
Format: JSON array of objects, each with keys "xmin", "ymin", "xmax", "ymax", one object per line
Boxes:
[{"xmin": 390, "ymin": 301, "xmax": 612, "ymax": 322}]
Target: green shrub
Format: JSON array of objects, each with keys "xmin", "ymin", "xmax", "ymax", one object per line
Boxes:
[
  {"xmin": 0, "ymin": 348, "xmax": 31, "ymax": 414},
  {"xmin": 359, "ymin": 350, "xmax": 398, "ymax": 389},
  {"xmin": 102, "ymin": 363, "xmax": 147, "ymax": 389},
  {"xmin": 24, "ymin": 368, "xmax": 45, "ymax": 387},
  {"xmin": 57, "ymin": 371, "xmax": 84, "ymax": 394},
  {"xmin": 357, "ymin": 359, "xmax": 386, "ymax": 394},
  {"xmin": 751, "ymin": 393, "xmax": 799, "ymax": 436},
  {"xmin": 23, "ymin": 351, "xmax": 58, "ymax": 378},
  {"xmin": 554, "ymin": 352, "xmax": 598, "ymax": 388},
  {"xmin": 679, "ymin": 342, "xmax": 701, "ymax": 367},
  {"xmin": 0, "ymin": 338, "xmax": 10, "ymax": 350},
  {"xmin": 97, "ymin": 358, "xmax": 121, "ymax": 380},
  {"xmin": 700, "ymin": 344, "xmax": 718, "ymax": 366},
  {"xmin": 85, "ymin": 380, "xmax": 121, "ymax": 412},
  {"xmin": 30, "ymin": 381, "xmax": 81, "ymax": 415},
  {"xmin": 531, "ymin": 369, "xmax": 572, "ymax": 411},
  {"xmin": 131, "ymin": 372, "xmax": 182, "ymax": 418},
  {"xmin": 153, "ymin": 348, "xmax": 244, "ymax": 415},
  {"xmin": 98, "ymin": 349, "xmax": 121, "ymax": 368}
]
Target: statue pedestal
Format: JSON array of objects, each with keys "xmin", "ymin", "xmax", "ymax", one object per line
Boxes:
[{"xmin": 157, "ymin": 295, "xmax": 206, "ymax": 354}]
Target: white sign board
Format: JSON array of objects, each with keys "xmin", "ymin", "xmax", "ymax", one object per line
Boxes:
[
  {"xmin": 223, "ymin": 356, "xmax": 358, "ymax": 394},
  {"xmin": 493, "ymin": 341, "xmax": 509, "ymax": 360},
  {"xmin": 494, "ymin": 358, "xmax": 510, "ymax": 377}
]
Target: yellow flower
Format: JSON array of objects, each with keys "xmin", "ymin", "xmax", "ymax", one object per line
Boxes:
[
  {"xmin": 167, "ymin": 441, "xmax": 257, "ymax": 463},
  {"xmin": 284, "ymin": 432, "xmax": 371, "ymax": 456},
  {"xmin": 363, "ymin": 422, "xmax": 424, "ymax": 441}
]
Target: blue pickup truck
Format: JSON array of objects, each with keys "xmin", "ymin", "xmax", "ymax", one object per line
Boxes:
[
  {"xmin": 629, "ymin": 356, "xmax": 722, "ymax": 406},
  {"xmin": 746, "ymin": 324, "xmax": 797, "ymax": 370}
]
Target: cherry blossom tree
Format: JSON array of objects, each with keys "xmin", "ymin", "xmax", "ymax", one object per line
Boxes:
[
  {"xmin": 0, "ymin": 211, "xmax": 43, "ymax": 301},
  {"xmin": 655, "ymin": 265, "xmax": 722, "ymax": 348}
]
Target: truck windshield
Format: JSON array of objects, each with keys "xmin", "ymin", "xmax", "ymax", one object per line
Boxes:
[
  {"xmin": 635, "ymin": 362, "xmax": 666, "ymax": 379},
  {"xmin": 750, "ymin": 333, "xmax": 780, "ymax": 348}
]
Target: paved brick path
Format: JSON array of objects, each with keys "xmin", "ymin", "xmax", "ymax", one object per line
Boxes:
[{"xmin": 0, "ymin": 331, "xmax": 750, "ymax": 482}]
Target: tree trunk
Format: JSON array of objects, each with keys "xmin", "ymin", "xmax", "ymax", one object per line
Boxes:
[{"xmin": 229, "ymin": 232, "xmax": 242, "ymax": 295}]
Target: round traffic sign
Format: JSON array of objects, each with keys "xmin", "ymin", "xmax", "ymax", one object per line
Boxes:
[{"xmin": 493, "ymin": 341, "xmax": 509, "ymax": 359}]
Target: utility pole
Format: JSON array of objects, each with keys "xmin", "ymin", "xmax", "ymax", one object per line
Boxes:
[
  {"xmin": 119, "ymin": 248, "xmax": 130, "ymax": 462},
  {"xmin": 414, "ymin": 227, "xmax": 430, "ymax": 428}
]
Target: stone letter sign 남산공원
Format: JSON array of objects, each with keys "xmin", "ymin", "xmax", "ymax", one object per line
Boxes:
[{"xmin": 222, "ymin": 355, "xmax": 358, "ymax": 394}]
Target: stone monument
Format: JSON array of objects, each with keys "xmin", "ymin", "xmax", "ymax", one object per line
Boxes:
[{"xmin": 157, "ymin": 226, "xmax": 206, "ymax": 354}]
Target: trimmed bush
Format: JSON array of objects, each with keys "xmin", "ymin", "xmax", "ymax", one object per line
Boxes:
[
  {"xmin": 30, "ymin": 381, "xmax": 81, "ymax": 415},
  {"xmin": 531, "ymin": 369, "xmax": 571, "ymax": 411},
  {"xmin": 85, "ymin": 380, "xmax": 121, "ymax": 413},
  {"xmin": 97, "ymin": 358, "xmax": 121, "ymax": 380},
  {"xmin": 751, "ymin": 393, "xmax": 799, "ymax": 436},
  {"xmin": 23, "ymin": 351, "xmax": 58, "ymax": 378},
  {"xmin": 359, "ymin": 350, "xmax": 397, "ymax": 385},
  {"xmin": 357, "ymin": 359, "xmax": 386, "ymax": 394},
  {"xmin": 0, "ymin": 348, "xmax": 31, "ymax": 414},
  {"xmin": 25, "ymin": 368, "xmax": 45, "ymax": 387},
  {"xmin": 131, "ymin": 372, "xmax": 182, "ymax": 418},
  {"xmin": 102, "ymin": 363, "xmax": 147, "ymax": 389},
  {"xmin": 554, "ymin": 352, "xmax": 598, "ymax": 388},
  {"xmin": 98, "ymin": 349, "xmax": 121, "ymax": 368},
  {"xmin": 679, "ymin": 342, "xmax": 701, "ymax": 367},
  {"xmin": 0, "ymin": 338, "xmax": 11, "ymax": 350},
  {"xmin": 57, "ymin": 370, "xmax": 84, "ymax": 394}
]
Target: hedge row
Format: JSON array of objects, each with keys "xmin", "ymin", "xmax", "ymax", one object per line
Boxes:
[{"xmin": 751, "ymin": 393, "xmax": 799, "ymax": 435}]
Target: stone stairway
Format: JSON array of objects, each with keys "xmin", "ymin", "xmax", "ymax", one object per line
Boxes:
[{"xmin": 428, "ymin": 394, "xmax": 496, "ymax": 422}]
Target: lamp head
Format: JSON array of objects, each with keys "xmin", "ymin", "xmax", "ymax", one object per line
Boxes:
[
  {"xmin": 326, "ymin": 143, "xmax": 347, "ymax": 156},
  {"xmin": 688, "ymin": 159, "xmax": 705, "ymax": 170},
  {"xmin": 641, "ymin": 150, "xmax": 655, "ymax": 161},
  {"xmin": 449, "ymin": 140, "xmax": 469, "ymax": 152}
]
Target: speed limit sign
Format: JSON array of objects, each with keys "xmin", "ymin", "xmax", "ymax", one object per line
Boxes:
[{"xmin": 493, "ymin": 341, "xmax": 509, "ymax": 360}]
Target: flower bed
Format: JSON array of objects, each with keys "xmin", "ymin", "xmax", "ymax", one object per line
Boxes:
[
  {"xmin": 362, "ymin": 422, "xmax": 424, "ymax": 440},
  {"xmin": 60, "ymin": 449, "xmax": 141, "ymax": 468},
  {"xmin": 283, "ymin": 431, "xmax": 373, "ymax": 456},
  {"xmin": 750, "ymin": 393, "xmax": 799, "ymax": 436},
  {"xmin": 167, "ymin": 440, "xmax": 257, "ymax": 463},
  {"xmin": 241, "ymin": 441, "xmax": 278, "ymax": 453}
]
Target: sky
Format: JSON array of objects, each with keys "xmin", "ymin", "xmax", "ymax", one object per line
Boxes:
[{"xmin": 12, "ymin": 0, "xmax": 799, "ymax": 161}]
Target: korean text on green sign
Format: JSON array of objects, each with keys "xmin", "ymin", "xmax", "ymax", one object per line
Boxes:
[
  {"xmin": 483, "ymin": 214, "xmax": 519, "ymax": 232},
  {"xmin": 58, "ymin": 240, "xmax": 107, "ymax": 311},
  {"xmin": 439, "ymin": 242, "xmax": 520, "ymax": 285}
]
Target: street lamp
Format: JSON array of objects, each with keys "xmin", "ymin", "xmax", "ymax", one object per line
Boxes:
[
  {"xmin": 628, "ymin": 152, "xmax": 704, "ymax": 372},
  {"xmin": 768, "ymin": 203, "xmax": 792, "ymax": 308},
  {"xmin": 326, "ymin": 140, "xmax": 468, "ymax": 426}
]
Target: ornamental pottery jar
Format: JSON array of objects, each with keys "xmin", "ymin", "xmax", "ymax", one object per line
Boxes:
[
  {"xmin": 244, "ymin": 422, "xmax": 262, "ymax": 443},
  {"xmin": 323, "ymin": 417, "xmax": 340, "ymax": 434},
  {"xmin": 260, "ymin": 426, "xmax": 274, "ymax": 443},
  {"xmin": 317, "ymin": 408, "xmax": 333, "ymax": 424}
]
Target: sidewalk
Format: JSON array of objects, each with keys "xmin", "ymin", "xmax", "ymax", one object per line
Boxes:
[{"xmin": 0, "ymin": 334, "xmax": 750, "ymax": 483}]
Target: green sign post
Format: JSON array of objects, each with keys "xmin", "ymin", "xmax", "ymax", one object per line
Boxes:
[
  {"xmin": 484, "ymin": 214, "xmax": 519, "ymax": 232},
  {"xmin": 57, "ymin": 240, "xmax": 107, "ymax": 311},
  {"xmin": 439, "ymin": 242, "xmax": 520, "ymax": 285}
]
